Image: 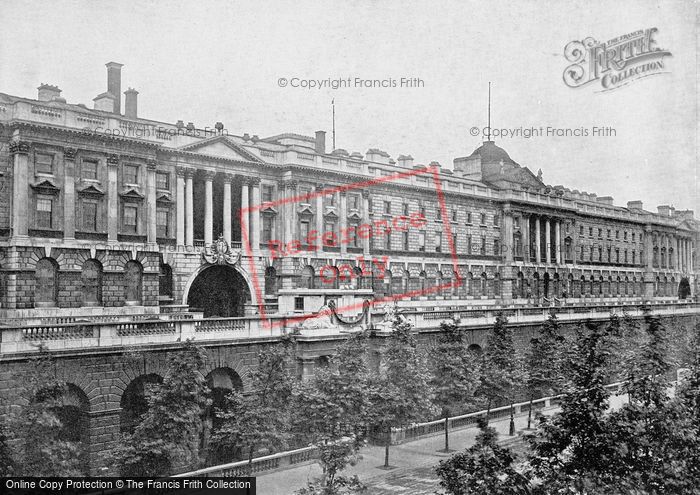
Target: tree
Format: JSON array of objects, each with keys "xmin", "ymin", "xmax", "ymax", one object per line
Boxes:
[
  {"xmin": 429, "ymin": 317, "xmax": 480, "ymax": 451},
  {"xmin": 212, "ymin": 336, "xmax": 296, "ymax": 473},
  {"xmin": 9, "ymin": 346, "xmax": 85, "ymax": 476},
  {"xmin": 527, "ymin": 322, "xmax": 619, "ymax": 492},
  {"xmin": 114, "ymin": 340, "xmax": 210, "ymax": 476},
  {"xmin": 292, "ymin": 331, "xmax": 373, "ymax": 493},
  {"xmin": 525, "ymin": 312, "xmax": 565, "ymax": 428},
  {"xmin": 435, "ymin": 417, "xmax": 530, "ymax": 495},
  {"xmin": 478, "ymin": 313, "xmax": 524, "ymax": 434},
  {"xmin": 369, "ymin": 315, "xmax": 438, "ymax": 468}
]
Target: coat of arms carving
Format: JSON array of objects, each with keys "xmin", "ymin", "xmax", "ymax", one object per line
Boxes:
[{"xmin": 202, "ymin": 235, "xmax": 241, "ymax": 265}]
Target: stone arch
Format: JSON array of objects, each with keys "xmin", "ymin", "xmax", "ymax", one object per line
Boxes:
[
  {"xmin": 299, "ymin": 265, "xmax": 314, "ymax": 289},
  {"xmin": 517, "ymin": 271, "xmax": 525, "ymax": 298},
  {"xmin": 480, "ymin": 272, "xmax": 488, "ymax": 297},
  {"xmin": 184, "ymin": 264, "xmax": 254, "ymax": 317},
  {"xmin": 182, "ymin": 262, "xmax": 259, "ymax": 308},
  {"xmin": 543, "ymin": 272, "xmax": 550, "ymax": 298},
  {"xmin": 124, "ymin": 260, "xmax": 143, "ymax": 305},
  {"xmin": 35, "ymin": 257, "xmax": 59, "ymax": 307},
  {"xmin": 81, "ymin": 259, "xmax": 103, "ymax": 306},
  {"xmin": 159, "ymin": 261, "xmax": 173, "ymax": 299},
  {"xmin": 533, "ymin": 272, "xmax": 540, "ymax": 298},
  {"xmin": 264, "ymin": 266, "xmax": 278, "ymax": 295},
  {"xmin": 468, "ymin": 344, "xmax": 483, "ymax": 356},
  {"xmin": 120, "ymin": 373, "xmax": 163, "ymax": 434}
]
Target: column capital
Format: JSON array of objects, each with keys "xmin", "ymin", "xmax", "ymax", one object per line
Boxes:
[
  {"xmin": 107, "ymin": 154, "xmax": 120, "ymax": 166},
  {"xmin": 315, "ymin": 183, "xmax": 327, "ymax": 192},
  {"xmin": 203, "ymin": 170, "xmax": 216, "ymax": 181},
  {"xmin": 146, "ymin": 159, "xmax": 157, "ymax": 171},
  {"xmin": 63, "ymin": 147, "xmax": 78, "ymax": 160},
  {"xmin": 9, "ymin": 140, "xmax": 31, "ymax": 155},
  {"xmin": 184, "ymin": 167, "xmax": 196, "ymax": 179},
  {"xmin": 361, "ymin": 189, "xmax": 370, "ymax": 199},
  {"xmin": 285, "ymin": 180, "xmax": 298, "ymax": 190},
  {"xmin": 176, "ymin": 166, "xmax": 187, "ymax": 178},
  {"xmin": 222, "ymin": 173, "xmax": 234, "ymax": 184},
  {"xmin": 249, "ymin": 177, "xmax": 261, "ymax": 186}
]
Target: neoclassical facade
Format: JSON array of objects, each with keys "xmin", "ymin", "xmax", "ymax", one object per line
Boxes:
[{"xmin": 0, "ymin": 63, "xmax": 697, "ymax": 322}]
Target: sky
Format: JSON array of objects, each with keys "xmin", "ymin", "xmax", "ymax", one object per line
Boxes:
[{"xmin": 0, "ymin": 0, "xmax": 697, "ymax": 213}]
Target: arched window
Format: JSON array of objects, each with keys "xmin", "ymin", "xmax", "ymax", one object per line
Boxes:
[
  {"xmin": 513, "ymin": 232, "xmax": 522, "ymax": 258},
  {"xmin": 82, "ymin": 259, "xmax": 103, "ymax": 306},
  {"xmin": 383, "ymin": 269, "xmax": 393, "ymax": 297},
  {"xmin": 494, "ymin": 272, "xmax": 501, "ymax": 297},
  {"xmin": 265, "ymin": 266, "xmax": 278, "ymax": 295},
  {"xmin": 353, "ymin": 266, "xmax": 363, "ymax": 290},
  {"xmin": 35, "ymin": 257, "xmax": 58, "ymax": 307},
  {"xmin": 580, "ymin": 275, "xmax": 586, "ymax": 297},
  {"xmin": 159, "ymin": 262, "xmax": 172, "ymax": 299},
  {"xmin": 467, "ymin": 272, "xmax": 475, "ymax": 297},
  {"xmin": 480, "ymin": 272, "xmax": 487, "ymax": 297},
  {"xmin": 419, "ymin": 271, "xmax": 427, "ymax": 292},
  {"xmin": 517, "ymin": 272, "xmax": 525, "ymax": 298},
  {"xmin": 624, "ymin": 276, "xmax": 629, "ymax": 296},
  {"xmin": 553, "ymin": 273, "xmax": 560, "ymax": 297},
  {"xmin": 533, "ymin": 273, "xmax": 540, "ymax": 298},
  {"xmin": 300, "ymin": 265, "xmax": 314, "ymax": 289},
  {"xmin": 124, "ymin": 260, "xmax": 143, "ymax": 304},
  {"xmin": 564, "ymin": 237, "xmax": 573, "ymax": 261}
]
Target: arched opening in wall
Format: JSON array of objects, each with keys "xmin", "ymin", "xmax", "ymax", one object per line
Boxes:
[
  {"xmin": 467, "ymin": 344, "xmax": 483, "ymax": 356},
  {"xmin": 353, "ymin": 266, "xmax": 363, "ymax": 290},
  {"xmin": 264, "ymin": 266, "xmax": 278, "ymax": 295},
  {"xmin": 124, "ymin": 260, "xmax": 143, "ymax": 305},
  {"xmin": 159, "ymin": 262, "xmax": 173, "ymax": 300},
  {"xmin": 467, "ymin": 272, "xmax": 475, "ymax": 297},
  {"xmin": 480, "ymin": 272, "xmax": 487, "ymax": 297},
  {"xmin": 632, "ymin": 277, "xmax": 637, "ymax": 296},
  {"xmin": 580, "ymin": 276, "xmax": 586, "ymax": 297},
  {"xmin": 402, "ymin": 270, "xmax": 410, "ymax": 294},
  {"xmin": 204, "ymin": 367, "xmax": 244, "ymax": 465},
  {"xmin": 654, "ymin": 276, "xmax": 660, "ymax": 296},
  {"xmin": 187, "ymin": 265, "xmax": 252, "ymax": 317},
  {"xmin": 543, "ymin": 273, "xmax": 550, "ymax": 298},
  {"xmin": 494, "ymin": 272, "xmax": 501, "ymax": 297},
  {"xmin": 35, "ymin": 257, "xmax": 58, "ymax": 308},
  {"xmin": 553, "ymin": 273, "xmax": 560, "ymax": 298},
  {"xmin": 533, "ymin": 273, "xmax": 540, "ymax": 298},
  {"xmin": 567, "ymin": 273, "xmax": 574, "ymax": 297},
  {"xmin": 81, "ymin": 259, "xmax": 103, "ymax": 306},
  {"xmin": 517, "ymin": 272, "xmax": 525, "ymax": 298},
  {"xmin": 120, "ymin": 374, "xmax": 163, "ymax": 434},
  {"xmin": 382, "ymin": 269, "xmax": 393, "ymax": 298},
  {"xmin": 419, "ymin": 271, "xmax": 427, "ymax": 293},
  {"xmin": 624, "ymin": 276, "xmax": 629, "ymax": 296},
  {"xmin": 299, "ymin": 265, "xmax": 314, "ymax": 289},
  {"xmin": 664, "ymin": 276, "xmax": 669, "ymax": 297},
  {"xmin": 616, "ymin": 276, "xmax": 621, "ymax": 295},
  {"xmin": 46, "ymin": 383, "xmax": 90, "ymax": 472},
  {"xmin": 679, "ymin": 277, "xmax": 691, "ymax": 299}
]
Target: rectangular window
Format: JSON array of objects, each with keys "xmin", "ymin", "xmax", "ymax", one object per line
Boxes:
[
  {"xmin": 420, "ymin": 205, "xmax": 426, "ymax": 217},
  {"xmin": 156, "ymin": 208, "xmax": 169, "ymax": 237},
  {"xmin": 624, "ymin": 231, "xmax": 628, "ymax": 241},
  {"xmin": 402, "ymin": 231, "xmax": 409, "ymax": 250},
  {"xmin": 349, "ymin": 195, "xmax": 359, "ymax": 210},
  {"xmin": 324, "ymin": 221, "xmax": 336, "ymax": 246},
  {"xmin": 624, "ymin": 250, "xmax": 628, "ymax": 263},
  {"xmin": 607, "ymin": 229, "xmax": 611, "ymax": 239},
  {"xmin": 435, "ymin": 232, "xmax": 442, "ymax": 252},
  {"xmin": 82, "ymin": 159, "xmax": 98, "ymax": 180},
  {"xmin": 35, "ymin": 153, "xmax": 53, "ymax": 174},
  {"xmin": 403, "ymin": 203, "xmax": 409, "ymax": 216},
  {"xmin": 156, "ymin": 172, "xmax": 170, "ymax": 190},
  {"xmin": 493, "ymin": 214, "xmax": 500, "ymax": 226},
  {"xmin": 580, "ymin": 225, "xmax": 584, "ymax": 236},
  {"xmin": 632, "ymin": 233, "xmax": 636, "ymax": 242},
  {"xmin": 615, "ymin": 230, "xmax": 620, "ymax": 239},
  {"xmin": 513, "ymin": 217, "xmax": 520, "ymax": 229},
  {"xmin": 418, "ymin": 231, "xmax": 426, "ymax": 251},
  {"xmin": 262, "ymin": 216, "xmax": 274, "ymax": 243},
  {"xmin": 82, "ymin": 201, "xmax": 98, "ymax": 231},
  {"xmin": 467, "ymin": 235, "xmax": 472, "ymax": 255},
  {"xmin": 262, "ymin": 184, "xmax": 274, "ymax": 203},
  {"xmin": 124, "ymin": 164, "xmax": 139, "ymax": 185},
  {"xmin": 481, "ymin": 213, "xmax": 486, "ymax": 225},
  {"xmin": 300, "ymin": 220, "xmax": 311, "ymax": 246},
  {"xmin": 480, "ymin": 236, "xmax": 486, "ymax": 255},
  {"xmin": 36, "ymin": 196, "xmax": 53, "ymax": 228},
  {"xmin": 327, "ymin": 194, "xmax": 336, "ymax": 207},
  {"xmin": 384, "ymin": 201, "xmax": 392, "ymax": 214},
  {"xmin": 294, "ymin": 296, "xmax": 304, "ymax": 311},
  {"xmin": 494, "ymin": 239, "xmax": 500, "ymax": 255},
  {"xmin": 467, "ymin": 212, "xmax": 472, "ymax": 224},
  {"xmin": 589, "ymin": 227, "xmax": 593, "ymax": 237},
  {"xmin": 385, "ymin": 231, "xmax": 392, "ymax": 250},
  {"xmin": 123, "ymin": 205, "xmax": 138, "ymax": 233},
  {"xmin": 598, "ymin": 228, "xmax": 602, "ymax": 238}
]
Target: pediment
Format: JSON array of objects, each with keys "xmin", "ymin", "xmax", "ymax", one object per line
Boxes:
[
  {"xmin": 156, "ymin": 193, "xmax": 173, "ymax": 204},
  {"xmin": 298, "ymin": 205, "xmax": 314, "ymax": 217},
  {"xmin": 77, "ymin": 184, "xmax": 105, "ymax": 197},
  {"xmin": 179, "ymin": 136, "xmax": 262, "ymax": 163},
  {"xmin": 119, "ymin": 188, "xmax": 145, "ymax": 201},
  {"xmin": 347, "ymin": 211, "xmax": 363, "ymax": 221},
  {"xmin": 31, "ymin": 179, "xmax": 60, "ymax": 195}
]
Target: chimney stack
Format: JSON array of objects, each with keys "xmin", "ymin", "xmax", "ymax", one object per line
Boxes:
[
  {"xmin": 124, "ymin": 88, "xmax": 138, "ymax": 119},
  {"xmin": 93, "ymin": 92, "xmax": 116, "ymax": 112},
  {"xmin": 397, "ymin": 154, "xmax": 414, "ymax": 168},
  {"xmin": 627, "ymin": 200, "xmax": 643, "ymax": 210},
  {"xmin": 37, "ymin": 84, "xmax": 62, "ymax": 102},
  {"xmin": 657, "ymin": 205, "xmax": 672, "ymax": 216},
  {"xmin": 106, "ymin": 62, "xmax": 123, "ymax": 114},
  {"xmin": 315, "ymin": 130, "xmax": 326, "ymax": 154}
]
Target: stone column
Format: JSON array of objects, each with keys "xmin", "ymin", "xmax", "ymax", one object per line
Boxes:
[
  {"xmin": 185, "ymin": 168, "xmax": 194, "ymax": 246},
  {"xmin": 222, "ymin": 174, "xmax": 232, "ymax": 245},
  {"xmin": 555, "ymin": 220, "xmax": 561, "ymax": 264},
  {"xmin": 250, "ymin": 178, "xmax": 261, "ymax": 253},
  {"xmin": 285, "ymin": 181, "xmax": 297, "ymax": 245},
  {"xmin": 545, "ymin": 218, "xmax": 552, "ymax": 264},
  {"xmin": 339, "ymin": 191, "xmax": 347, "ymax": 255},
  {"xmin": 522, "ymin": 214, "xmax": 530, "ymax": 262},
  {"xmin": 503, "ymin": 208, "xmax": 513, "ymax": 262},
  {"xmin": 315, "ymin": 184, "xmax": 324, "ymax": 252},
  {"xmin": 204, "ymin": 170, "xmax": 215, "ymax": 246},
  {"xmin": 63, "ymin": 147, "xmax": 77, "ymax": 240},
  {"xmin": 146, "ymin": 160, "xmax": 157, "ymax": 245},
  {"xmin": 534, "ymin": 216, "xmax": 541, "ymax": 263},
  {"xmin": 240, "ymin": 177, "xmax": 250, "ymax": 246},
  {"xmin": 362, "ymin": 191, "xmax": 371, "ymax": 255},
  {"xmin": 643, "ymin": 225, "xmax": 654, "ymax": 299},
  {"xmin": 10, "ymin": 140, "xmax": 30, "ymax": 239},
  {"xmin": 107, "ymin": 154, "xmax": 119, "ymax": 241},
  {"xmin": 175, "ymin": 167, "xmax": 185, "ymax": 246}
]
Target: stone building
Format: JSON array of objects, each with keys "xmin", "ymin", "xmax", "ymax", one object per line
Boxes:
[{"xmin": 0, "ymin": 62, "xmax": 696, "ymax": 322}]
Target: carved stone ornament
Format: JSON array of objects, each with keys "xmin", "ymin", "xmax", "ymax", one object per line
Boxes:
[{"xmin": 202, "ymin": 235, "xmax": 241, "ymax": 266}]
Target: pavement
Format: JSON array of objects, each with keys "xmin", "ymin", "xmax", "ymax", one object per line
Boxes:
[{"xmin": 256, "ymin": 393, "xmax": 627, "ymax": 495}]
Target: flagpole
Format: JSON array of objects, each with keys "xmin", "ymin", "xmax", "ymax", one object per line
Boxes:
[{"xmin": 332, "ymin": 99, "xmax": 336, "ymax": 151}]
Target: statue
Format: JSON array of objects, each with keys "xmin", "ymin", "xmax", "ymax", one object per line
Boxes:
[
  {"xmin": 202, "ymin": 235, "xmax": 241, "ymax": 265},
  {"xmin": 296, "ymin": 303, "xmax": 336, "ymax": 330},
  {"xmin": 375, "ymin": 302, "xmax": 408, "ymax": 332},
  {"xmin": 537, "ymin": 168, "xmax": 543, "ymax": 182}
]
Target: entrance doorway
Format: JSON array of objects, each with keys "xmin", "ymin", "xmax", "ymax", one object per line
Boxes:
[{"xmin": 187, "ymin": 265, "xmax": 251, "ymax": 317}]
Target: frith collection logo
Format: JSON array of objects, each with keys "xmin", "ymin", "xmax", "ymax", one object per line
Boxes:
[{"xmin": 563, "ymin": 28, "xmax": 672, "ymax": 91}]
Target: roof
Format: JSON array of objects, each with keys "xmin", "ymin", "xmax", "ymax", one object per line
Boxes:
[{"xmin": 464, "ymin": 140, "xmax": 520, "ymax": 166}]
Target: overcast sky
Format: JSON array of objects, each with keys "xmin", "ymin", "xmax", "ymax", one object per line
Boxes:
[{"xmin": 1, "ymin": 0, "xmax": 696, "ymax": 213}]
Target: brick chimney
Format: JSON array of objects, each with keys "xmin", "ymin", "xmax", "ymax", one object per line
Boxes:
[
  {"xmin": 37, "ymin": 84, "xmax": 61, "ymax": 102},
  {"xmin": 315, "ymin": 130, "xmax": 326, "ymax": 154},
  {"xmin": 124, "ymin": 88, "xmax": 138, "ymax": 119},
  {"xmin": 106, "ymin": 62, "xmax": 123, "ymax": 114}
]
